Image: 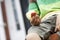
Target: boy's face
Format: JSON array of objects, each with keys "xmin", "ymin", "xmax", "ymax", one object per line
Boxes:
[{"xmin": 30, "ymin": 14, "xmax": 41, "ymax": 26}]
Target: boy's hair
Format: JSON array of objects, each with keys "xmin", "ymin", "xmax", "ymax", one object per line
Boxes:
[{"xmin": 30, "ymin": 15, "xmax": 41, "ymax": 26}]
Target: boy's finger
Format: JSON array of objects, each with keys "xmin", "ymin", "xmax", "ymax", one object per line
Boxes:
[{"xmin": 55, "ymin": 27, "xmax": 58, "ymax": 32}]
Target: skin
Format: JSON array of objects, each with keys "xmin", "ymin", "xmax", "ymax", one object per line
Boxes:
[
  {"xmin": 55, "ymin": 14, "xmax": 60, "ymax": 31},
  {"xmin": 26, "ymin": 33, "xmax": 41, "ymax": 40}
]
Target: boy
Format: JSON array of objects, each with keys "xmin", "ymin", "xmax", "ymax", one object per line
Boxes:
[{"xmin": 26, "ymin": 0, "xmax": 60, "ymax": 40}]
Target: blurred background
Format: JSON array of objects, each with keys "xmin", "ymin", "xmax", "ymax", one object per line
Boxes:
[{"xmin": 0, "ymin": 0, "xmax": 30, "ymax": 40}]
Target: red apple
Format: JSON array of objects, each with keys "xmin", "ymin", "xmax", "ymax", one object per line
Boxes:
[{"xmin": 48, "ymin": 34, "xmax": 60, "ymax": 40}]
